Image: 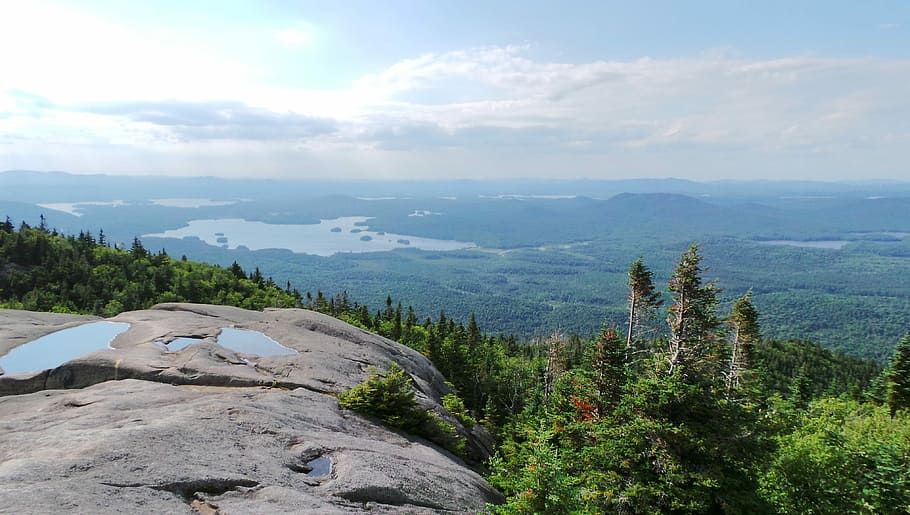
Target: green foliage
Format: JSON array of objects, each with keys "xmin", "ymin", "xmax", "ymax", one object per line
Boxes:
[
  {"xmin": 7, "ymin": 218, "xmax": 903, "ymax": 513},
  {"xmin": 442, "ymin": 392, "xmax": 477, "ymax": 428},
  {"xmin": 886, "ymin": 335, "xmax": 910, "ymax": 416},
  {"xmin": 488, "ymin": 427, "xmax": 580, "ymax": 514},
  {"xmin": 754, "ymin": 339, "xmax": 881, "ymax": 400},
  {"xmin": 726, "ymin": 290, "xmax": 761, "ymax": 393},
  {"xmin": 338, "ymin": 363, "xmax": 423, "ymax": 429},
  {"xmin": 0, "ymin": 224, "xmax": 301, "ymax": 314},
  {"xmin": 759, "ymin": 398, "xmax": 910, "ymax": 514},
  {"xmin": 626, "ymin": 257, "xmax": 662, "ymax": 358},
  {"xmin": 486, "ymin": 252, "xmax": 886, "ymax": 514},
  {"xmin": 666, "ymin": 244, "xmax": 722, "ymax": 381},
  {"xmin": 338, "ymin": 363, "xmax": 466, "ymax": 457}
]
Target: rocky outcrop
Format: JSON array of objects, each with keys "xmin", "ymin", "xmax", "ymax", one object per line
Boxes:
[{"xmin": 0, "ymin": 304, "xmax": 503, "ymax": 513}]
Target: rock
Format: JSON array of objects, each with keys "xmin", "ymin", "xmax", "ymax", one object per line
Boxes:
[{"xmin": 0, "ymin": 304, "xmax": 504, "ymax": 513}]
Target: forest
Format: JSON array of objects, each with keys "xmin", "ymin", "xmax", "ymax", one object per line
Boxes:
[
  {"xmin": 4, "ymin": 172, "xmax": 910, "ymax": 362},
  {"xmin": 1, "ymin": 221, "xmax": 909, "ymax": 513},
  {"xmin": 0, "ymin": 217, "xmax": 301, "ymax": 315}
]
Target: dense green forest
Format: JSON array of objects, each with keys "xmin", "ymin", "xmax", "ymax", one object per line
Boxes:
[
  {"xmin": 0, "ymin": 217, "xmax": 301, "ymax": 315},
  {"xmin": 1, "ymin": 221, "xmax": 908, "ymax": 513},
  {"xmin": 5, "ymin": 176, "xmax": 910, "ymax": 362}
]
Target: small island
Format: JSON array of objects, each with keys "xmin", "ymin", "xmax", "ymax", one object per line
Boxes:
[
  {"xmin": 215, "ymin": 236, "xmax": 228, "ymax": 244},
  {"xmin": 350, "ymin": 228, "xmax": 362, "ymax": 234},
  {"xmin": 330, "ymin": 227, "xmax": 342, "ymax": 233},
  {"xmin": 397, "ymin": 239, "xmax": 410, "ymax": 245},
  {"xmin": 360, "ymin": 235, "xmax": 373, "ymax": 242}
]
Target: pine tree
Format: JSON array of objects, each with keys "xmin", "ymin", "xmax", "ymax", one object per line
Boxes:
[
  {"xmin": 405, "ymin": 306, "xmax": 418, "ymax": 330},
  {"xmin": 626, "ymin": 257, "xmax": 662, "ymax": 362},
  {"xmin": 590, "ymin": 326, "xmax": 626, "ymax": 413},
  {"xmin": 383, "ymin": 295, "xmax": 394, "ymax": 320},
  {"xmin": 790, "ymin": 364, "xmax": 813, "ymax": 410},
  {"xmin": 467, "ymin": 312, "xmax": 481, "ymax": 351},
  {"xmin": 886, "ymin": 334, "xmax": 910, "ymax": 417},
  {"xmin": 392, "ymin": 303, "xmax": 402, "ymax": 341},
  {"xmin": 666, "ymin": 245, "xmax": 721, "ymax": 379},
  {"xmin": 726, "ymin": 290, "xmax": 760, "ymax": 393}
]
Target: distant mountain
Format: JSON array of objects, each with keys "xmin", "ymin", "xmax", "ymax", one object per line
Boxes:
[{"xmin": 4, "ymin": 170, "xmax": 910, "ymax": 205}]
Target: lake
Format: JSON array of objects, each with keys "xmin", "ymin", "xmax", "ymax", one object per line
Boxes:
[
  {"xmin": 0, "ymin": 321, "xmax": 130, "ymax": 375},
  {"xmin": 757, "ymin": 240, "xmax": 849, "ymax": 249},
  {"xmin": 143, "ymin": 217, "xmax": 476, "ymax": 256}
]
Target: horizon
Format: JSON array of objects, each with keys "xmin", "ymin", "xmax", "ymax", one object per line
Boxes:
[
  {"xmin": 3, "ymin": 169, "xmax": 910, "ymax": 186},
  {"xmin": 1, "ymin": 1, "xmax": 908, "ymax": 181}
]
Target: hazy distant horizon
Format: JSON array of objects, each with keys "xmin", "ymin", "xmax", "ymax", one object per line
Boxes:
[{"xmin": 3, "ymin": 169, "xmax": 909, "ymax": 185}]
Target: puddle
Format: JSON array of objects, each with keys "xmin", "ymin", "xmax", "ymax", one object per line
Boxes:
[
  {"xmin": 216, "ymin": 328, "xmax": 297, "ymax": 357},
  {"xmin": 305, "ymin": 456, "xmax": 332, "ymax": 477},
  {"xmin": 0, "ymin": 322, "xmax": 130, "ymax": 375},
  {"xmin": 158, "ymin": 337, "xmax": 204, "ymax": 351}
]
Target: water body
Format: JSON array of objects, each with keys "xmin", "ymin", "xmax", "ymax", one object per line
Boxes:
[
  {"xmin": 757, "ymin": 240, "xmax": 849, "ymax": 249},
  {"xmin": 38, "ymin": 200, "xmax": 128, "ymax": 217},
  {"xmin": 217, "ymin": 328, "xmax": 297, "ymax": 356},
  {"xmin": 851, "ymin": 231, "xmax": 910, "ymax": 239},
  {"xmin": 159, "ymin": 337, "xmax": 204, "ymax": 351},
  {"xmin": 151, "ymin": 198, "xmax": 238, "ymax": 208},
  {"xmin": 479, "ymin": 194, "xmax": 577, "ymax": 200},
  {"xmin": 305, "ymin": 456, "xmax": 332, "ymax": 477},
  {"xmin": 0, "ymin": 322, "xmax": 130, "ymax": 375},
  {"xmin": 143, "ymin": 217, "xmax": 476, "ymax": 256}
]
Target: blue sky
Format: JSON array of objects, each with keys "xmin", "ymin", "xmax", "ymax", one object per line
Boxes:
[{"xmin": 0, "ymin": 1, "xmax": 908, "ymax": 180}]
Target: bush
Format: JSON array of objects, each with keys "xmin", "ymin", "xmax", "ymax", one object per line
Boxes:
[{"xmin": 338, "ymin": 363, "xmax": 466, "ymax": 457}]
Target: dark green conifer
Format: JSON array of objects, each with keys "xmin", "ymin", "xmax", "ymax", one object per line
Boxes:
[
  {"xmin": 886, "ymin": 334, "xmax": 910, "ymax": 416},
  {"xmin": 590, "ymin": 326, "xmax": 626, "ymax": 412},
  {"xmin": 666, "ymin": 244, "xmax": 720, "ymax": 380},
  {"xmin": 727, "ymin": 290, "xmax": 761, "ymax": 393},
  {"xmin": 626, "ymin": 257, "xmax": 662, "ymax": 361}
]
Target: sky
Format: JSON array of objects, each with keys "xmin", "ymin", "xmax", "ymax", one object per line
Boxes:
[{"xmin": 0, "ymin": 0, "xmax": 908, "ymax": 181}]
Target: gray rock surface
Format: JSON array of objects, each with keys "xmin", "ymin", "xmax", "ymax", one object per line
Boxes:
[{"xmin": 0, "ymin": 304, "xmax": 503, "ymax": 513}]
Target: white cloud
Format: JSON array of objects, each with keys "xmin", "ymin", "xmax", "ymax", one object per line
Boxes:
[
  {"xmin": 274, "ymin": 28, "xmax": 312, "ymax": 48},
  {"xmin": 1, "ymin": 30, "xmax": 909, "ymax": 180}
]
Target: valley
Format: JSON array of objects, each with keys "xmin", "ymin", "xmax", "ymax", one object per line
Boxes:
[{"xmin": 3, "ymin": 171, "xmax": 910, "ymax": 360}]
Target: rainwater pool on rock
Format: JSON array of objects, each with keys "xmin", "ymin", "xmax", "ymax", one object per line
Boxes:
[
  {"xmin": 305, "ymin": 456, "xmax": 332, "ymax": 477},
  {"xmin": 216, "ymin": 328, "xmax": 297, "ymax": 356},
  {"xmin": 0, "ymin": 321, "xmax": 130, "ymax": 375},
  {"xmin": 159, "ymin": 337, "xmax": 204, "ymax": 351}
]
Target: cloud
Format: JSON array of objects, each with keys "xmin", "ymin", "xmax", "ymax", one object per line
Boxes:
[
  {"xmin": 2, "ymin": 39, "xmax": 909, "ymax": 180},
  {"xmin": 334, "ymin": 49, "xmax": 910, "ymax": 164},
  {"xmin": 77, "ymin": 100, "xmax": 338, "ymax": 141},
  {"xmin": 274, "ymin": 28, "xmax": 312, "ymax": 48}
]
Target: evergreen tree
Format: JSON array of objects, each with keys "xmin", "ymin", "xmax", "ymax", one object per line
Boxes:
[
  {"xmin": 727, "ymin": 290, "xmax": 761, "ymax": 394},
  {"xmin": 405, "ymin": 306, "xmax": 418, "ymax": 330},
  {"xmin": 392, "ymin": 302, "xmax": 403, "ymax": 341},
  {"xmin": 590, "ymin": 326, "xmax": 626, "ymax": 413},
  {"xmin": 383, "ymin": 295, "xmax": 394, "ymax": 320},
  {"xmin": 886, "ymin": 334, "xmax": 910, "ymax": 416},
  {"xmin": 790, "ymin": 364, "xmax": 813, "ymax": 410},
  {"xmin": 626, "ymin": 257, "xmax": 662, "ymax": 361},
  {"xmin": 467, "ymin": 312, "xmax": 481, "ymax": 351},
  {"xmin": 666, "ymin": 244, "xmax": 721, "ymax": 380}
]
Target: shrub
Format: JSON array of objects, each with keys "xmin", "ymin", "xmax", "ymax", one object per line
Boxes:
[{"xmin": 339, "ymin": 363, "xmax": 466, "ymax": 457}]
